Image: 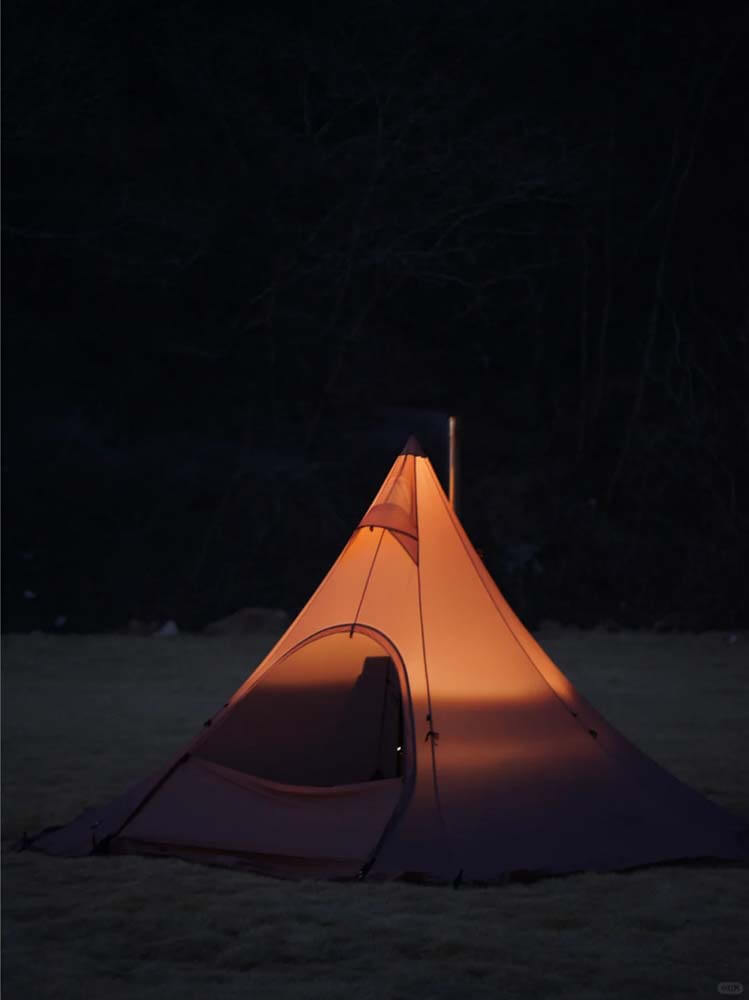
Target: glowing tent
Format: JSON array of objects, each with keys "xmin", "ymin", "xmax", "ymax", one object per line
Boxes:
[{"xmin": 32, "ymin": 438, "xmax": 748, "ymax": 882}]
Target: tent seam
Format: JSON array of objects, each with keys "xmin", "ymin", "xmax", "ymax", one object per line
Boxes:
[
  {"xmin": 415, "ymin": 458, "xmax": 458, "ymax": 875},
  {"xmin": 350, "ymin": 528, "xmax": 386, "ymax": 634}
]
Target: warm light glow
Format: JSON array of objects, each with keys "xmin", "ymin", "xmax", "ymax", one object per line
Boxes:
[{"xmin": 253, "ymin": 631, "xmax": 387, "ymax": 688}]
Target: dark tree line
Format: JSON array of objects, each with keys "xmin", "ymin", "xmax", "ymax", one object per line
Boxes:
[{"xmin": 3, "ymin": 1, "xmax": 748, "ymax": 631}]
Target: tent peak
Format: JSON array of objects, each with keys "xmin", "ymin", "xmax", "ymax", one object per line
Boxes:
[{"xmin": 401, "ymin": 435, "xmax": 425, "ymax": 457}]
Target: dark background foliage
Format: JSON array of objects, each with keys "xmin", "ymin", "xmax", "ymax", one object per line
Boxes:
[{"xmin": 3, "ymin": 0, "xmax": 748, "ymax": 632}]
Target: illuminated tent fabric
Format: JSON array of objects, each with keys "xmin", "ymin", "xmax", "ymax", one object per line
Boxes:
[{"xmin": 32, "ymin": 438, "xmax": 748, "ymax": 882}]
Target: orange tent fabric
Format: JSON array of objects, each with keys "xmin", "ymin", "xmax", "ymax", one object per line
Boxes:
[{"xmin": 32, "ymin": 438, "xmax": 748, "ymax": 882}]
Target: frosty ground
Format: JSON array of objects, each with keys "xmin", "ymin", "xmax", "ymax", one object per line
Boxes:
[{"xmin": 2, "ymin": 629, "xmax": 748, "ymax": 999}]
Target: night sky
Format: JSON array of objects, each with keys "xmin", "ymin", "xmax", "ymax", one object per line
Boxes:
[{"xmin": 3, "ymin": 1, "xmax": 748, "ymax": 632}]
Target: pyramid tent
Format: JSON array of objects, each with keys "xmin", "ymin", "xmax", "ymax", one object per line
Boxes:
[{"xmin": 32, "ymin": 438, "xmax": 748, "ymax": 882}]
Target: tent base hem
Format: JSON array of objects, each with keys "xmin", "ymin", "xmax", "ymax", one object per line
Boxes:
[
  {"xmin": 108, "ymin": 837, "xmax": 368, "ymax": 880},
  {"xmin": 73, "ymin": 838, "xmax": 748, "ymax": 887}
]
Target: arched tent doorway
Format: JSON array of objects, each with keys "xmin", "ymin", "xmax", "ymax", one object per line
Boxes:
[
  {"xmin": 197, "ymin": 625, "xmax": 414, "ymax": 788},
  {"xmin": 110, "ymin": 626, "xmax": 415, "ymax": 876}
]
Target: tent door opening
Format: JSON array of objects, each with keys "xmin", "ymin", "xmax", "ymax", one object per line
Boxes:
[
  {"xmin": 195, "ymin": 629, "xmax": 408, "ymax": 788},
  {"xmin": 355, "ymin": 655, "xmax": 404, "ymax": 781}
]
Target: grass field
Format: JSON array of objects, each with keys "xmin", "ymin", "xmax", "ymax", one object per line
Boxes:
[{"xmin": 2, "ymin": 629, "xmax": 748, "ymax": 999}]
